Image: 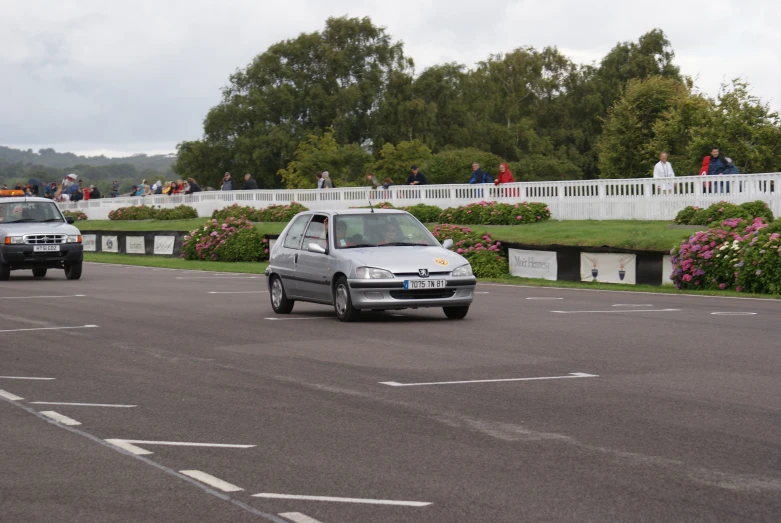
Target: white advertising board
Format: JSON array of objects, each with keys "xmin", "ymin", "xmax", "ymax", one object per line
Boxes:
[
  {"xmin": 82, "ymin": 234, "xmax": 96, "ymax": 252},
  {"xmin": 580, "ymin": 253, "xmax": 637, "ymax": 285},
  {"xmin": 102, "ymin": 235, "xmax": 118, "ymax": 253},
  {"xmin": 662, "ymin": 255, "xmax": 674, "ymax": 286},
  {"xmin": 153, "ymin": 236, "xmax": 175, "ymax": 255},
  {"xmin": 126, "ymin": 236, "xmax": 146, "ymax": 254},
  {"xmin": 508, "ymin": 249, "xmax": 557, "ymax": 281}
]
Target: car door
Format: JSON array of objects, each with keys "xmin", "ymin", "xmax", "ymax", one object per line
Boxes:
[
  {"xmin": 276, "ymin": 214, "xmax": 311, "ymax": 297},
  {"xmin": 294, "ymin": 215, "xmax": 332, "ymax": 302}
]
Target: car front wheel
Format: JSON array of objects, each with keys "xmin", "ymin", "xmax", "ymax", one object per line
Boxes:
[
  {"xmin": 269, "ymin": 275, "xmax": 294, "ymax": 314},
  {"xmin": 0, "ymin": 263, "xmax": 10, "ymax": 281},
  {"xmin": 443, "ymin": 305, "xmax": 469, "ymax": 320},
  {"xmin": 333, "ymin": 277, "xmax": 360, "ymax": 322},
  {"xmin": 64, "ymin": 261, "xmax": 82, "ymax": 280}
]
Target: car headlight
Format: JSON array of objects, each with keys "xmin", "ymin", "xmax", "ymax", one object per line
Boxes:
[
  {"xmin": 66, "ymin": 235, "xmax": 82, "ymax": 244},
  {"xmin": 452, "ymin": 264, "xmax": 473, "ymax": 277},
  {"xmin": 356, "ymin": 266, "xmax": 394, "ymax": 279},
  {"xmin": 3, "ymin": 236, "xmax": 24, "ymax": 245}
]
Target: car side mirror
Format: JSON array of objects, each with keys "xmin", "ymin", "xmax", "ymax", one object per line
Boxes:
[
  {"xmin": 65, "ymin": 216, "xmax": 75, "ymax": 224},
  {"xmin": 307, "ymin": 242, "xmax": 327, "ymax": 254},
  {"xmin": 442, "ymin": 238, "xmax": 454, "ymax": 250}
]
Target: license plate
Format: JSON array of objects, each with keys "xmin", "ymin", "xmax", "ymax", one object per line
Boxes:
[
  {"xmin": 404, "ymin": 279, "xmax": 446, "ymax": 290},
  {"xmin": 33, "ymin": 245, "xmax": 60, "ymax": 252}
]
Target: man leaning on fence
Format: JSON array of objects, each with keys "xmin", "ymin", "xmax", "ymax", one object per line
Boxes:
[{"xmin": 653, "ymin": 152, "xmax": 675, "ymax": 194}]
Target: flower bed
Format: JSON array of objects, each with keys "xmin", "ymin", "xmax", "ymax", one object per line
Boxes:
[
  {"xmin": 62, "ymin": 210, "xmax": 88, "ymax": 221},
  {"xmin": 351, "ymin": 202, "xmax": 441, "ymax": 223},
  {"xmin": 438, "ymin": 201, "xmax": 551, "ymax": 225},
  {"xmin": 670, "ymin": 217, "xmax": 781, "ymax": 293},
  {"xmin": 431, "ymin": 224, "xmax": 507, "ymax": 278},
  {"xmin": 211, "ymin": 203, "xmax": 308, "ymax": 223},
  {"xmin": 108, "ymin": 205, "xmax": 198, "ymax": 221},
  {"xmin": 674, "ymin": 201, "xmax": 773, "ymax": 226},
  {"xmin": 181, "ymin": 217, "xmax": 269, "ymax": 262}
]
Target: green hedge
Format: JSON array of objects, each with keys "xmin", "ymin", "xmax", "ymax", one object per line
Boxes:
[
  {"xmin": 108, "ymin": 205, "xmax": 198, "ymax": 221},
  {"xmin": 62, "ymin": 210, "xmax": 88, "ymax": 221},
  {"xmin": 431, "ymin": 224, "xmax": 507, "ymax": 278},
  {"xmin": 182, "ymin": 217, "xmax": 270, "ymax": 262},
  {"xmin": 675, "ymin": 201, "xmax": 773, "ymax": 226},
  {"xmin": 211, "ymin": 203, "xmax": 308, "ymax": 222},
  {"xmin": 438, "ymin": 201, "xmax": 552, "ymax": 225}
]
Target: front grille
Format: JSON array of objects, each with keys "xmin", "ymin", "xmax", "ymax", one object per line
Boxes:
[
  {"xmin": 393, "ymin": 271, "xmax": 450, "ymax": 277},
  {"xmin": 24, "ymin": 234, "xmax": 66, "ymax": 245},
  {"xmin": 389, "ymin": 289, "xmax": 456, "ymax": 300}
]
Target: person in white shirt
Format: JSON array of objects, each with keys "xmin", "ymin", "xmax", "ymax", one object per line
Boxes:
[{"xmin": 653, "ymin": 152, "xmax": 675, "ymax": 194}]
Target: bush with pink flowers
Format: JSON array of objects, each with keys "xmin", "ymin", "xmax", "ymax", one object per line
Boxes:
[
  {"xmin": 431, "ymin": 224, "xmax": 507, "ymax": 277},
  {"xmin": 670, "ymin": 217, "xmax": 781, "ymax": 293},
  {"xmin": 438, "ymin": 201, "xmax": 551, "ymax": 225},
  {"xmin": 62, "ymin": 210, "xmax": 88, "ymax": 221},
  {"xmin": 181, "ymin": 217, "xmax": 269, "ymax": 262},
  {"xmin": 211, "ymin": 203, "xmax": 308, "ymax": 223}
]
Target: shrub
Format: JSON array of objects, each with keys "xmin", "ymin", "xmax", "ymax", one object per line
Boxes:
[
  {"xmin": 181, "ymin": 217, "xmax": 269, "ymax": 262},
  {"xmin": 423, "ymin": 148, "xmax": 505, "ymax": 185},
  {"xmin": 674, "ymin": 201, "xmax": 772, "ymax": 226},
  {"xmin": 62, "ymin": 210, "xmax": 88, "ymax": 221},
  {"xmin": 211, "ymin": 203, "xmax": 308, "ymax": 223},
  {"xmin": 430, "ymin": 224, "xmax": 507, "ymax": 278},
  {"xmin": 399, "ymin": 204, "xmax": 441, "ymax": 223},
  {"xmin": 701, "ymin": 202, "xmax": 751, "ymax": 226},
  {"xmin": 674, "ymin": 205, "xmax": 701, "ymax": 225},
  {"xmin": 739, "ymin": 200, "xmax": 774, "ymax": 223},
  {"xmin": 438, "ymin": 201, "xmax": 551, "ymax": 225},
  {"xmin": 108, "ymin": 205, "xmax": 198, "ymax": 220}
]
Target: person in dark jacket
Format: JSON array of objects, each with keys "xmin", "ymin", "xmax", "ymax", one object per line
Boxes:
[
  {"xmin": 406, "ymin": 165, "xmax": 427, "ymax": 185},
  {"xmin": 89, "ymin": 185, "xmax": 101, "ymax": 199},
  {"xmin": 706, "ymin": 148, "xmax": 727, "ymax": 176},
  {"xmin": 185, "ymin": 178, "xmax": 201, "ymax": 194},
  {"xmin": 221, "ymin": 172, "xmax": 236, "ymax": 191},
  {"xmin": 468, "ymin": 163, "xmax": 493, "ymax": 184},
  {"xmin": 723, "ymin": 157, "xmax": 740, "ymax": 175},
  {"xmin": 243, "ymin": 173, "xmax": 258, "ymax": 190}
]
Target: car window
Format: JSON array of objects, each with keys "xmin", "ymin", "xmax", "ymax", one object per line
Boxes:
[
  {"xmin": 0, "ymin": 201, "xmax": 63, "ymax": 223},
  {"xmin": 333, "ymin": 213, "xmax": 439, "ymax": 248},
  {"xmin": 282, "ymin": 214, "xmax": 311, "ymax": 250},
  {"xmin": 303, "ymin": 216, "xmax": 327, "ymax": 250}
]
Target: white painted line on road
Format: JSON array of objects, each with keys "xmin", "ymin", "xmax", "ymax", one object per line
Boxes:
[
  {"xmin": 380, "ymin": 372, "xmax": 598, "ymax": 387},
  {"xmin": 176, "ymin": 276, "xmax": 259, "ymax": 280},
  {"xmin": 180, "ymin": 470, "xmax": 244, "ymax": 492},
  {"xmin": 0, "ymin": 376, "xmax": 55, "ymax": 380},
  {"xmin": 31, "ymin": 402, "xmax": 136, "ymax": 408},
  {"xmin": 208, "ymin": 291, "xmax": 268, "ymax": 294},
  {"xmin": 280, "ymin": 512, "xmax": 324, "ymax": 523},
  {"xmin": 0, "ymin": 295, "xmax": 86, "ymax": 300},
  {"xmin": 526, "ymin": 297, "xmax": 563, "ymax": 300},
  {"xmin": 104, "ymin": 439, "xmax": 153, "ymax": 455},
  {"xmin": 0, "ymin": 389, "xmax": 23, "ymax": 401},
  {"xmin": 104, "ymin": 439, "xmax": 255, "ymax": 455},
  {"xmin": 0, "ymin": 324, "xmax": 98, "ymax": 334},
  {"xmin": 253, "ymin": 493, "xmax": 431, "ymax": 507},
  {"xmin": 263, "ymin": 317, "xmax": 330, "ymax": 321},
  {"xmin": 39, "ymin": 411, "xmax": 81, "ymax": 426},
  {"xmin": 612, "ymin": 304, "xmax": 653, "ymax": 307},
  {"xmin": 551, "ymin": 308, "xmax": 680, "ymax": 314},
  {"xmin": 711, "ymin": 312, "xmax": 757, "ymax": 316},
  {"xmin": 475, "ymin": 291, "xmax": 490, "ymax": 294}
]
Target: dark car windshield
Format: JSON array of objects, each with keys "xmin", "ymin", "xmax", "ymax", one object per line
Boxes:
[
  {"xmin": 0, "ymin": 201, "xmax": 64, "ymax": 224},
  {"xmin": 333, "ymin": 213, "xmax": 439, "ymax": 249}
]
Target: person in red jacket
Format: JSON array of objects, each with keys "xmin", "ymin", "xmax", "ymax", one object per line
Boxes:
[{"xmin": 494, "ymin": 163, "xmax": 515, "ymax": 185}]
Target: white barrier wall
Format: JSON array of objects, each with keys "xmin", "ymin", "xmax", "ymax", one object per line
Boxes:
[{"xmin": 58, "ymin": 173, "xmax": 781, "ymax": 221}]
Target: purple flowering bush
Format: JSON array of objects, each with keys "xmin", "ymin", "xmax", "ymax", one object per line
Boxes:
[
  {"xmin": 670, "ymin": 217, "xmax": 781, "ymax": 293},
  {"xmin": 181, "ymin": 217, "xmax": 269, "ymax": 262},
  {"xmin": 438, "ymin": 201, "xmax": 551, "ymax": 225},
  {"xmin": 431, "ymin": 224, "xmax": 507, "ymax": 278},
  {"xmin": 62, "ymin": 210, "xmax": 88, "ymax": 221},
  {"xmin": 211, "ymin": 203, "xmax": 308, "ymax": 223}
]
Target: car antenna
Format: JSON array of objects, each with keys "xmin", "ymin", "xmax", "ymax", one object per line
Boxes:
[{"xmin": 368, "ymin": 192, "xmax": 374, "ymax": 213}]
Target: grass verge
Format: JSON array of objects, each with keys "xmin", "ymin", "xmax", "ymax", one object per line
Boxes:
[{"xmin": 84, "ymin": 253, "xmax": 269, "ymax": 274}]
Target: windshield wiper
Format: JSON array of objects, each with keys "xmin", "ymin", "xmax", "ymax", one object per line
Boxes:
[
  {"xmin": 5, "ymin": 219, "xmax": 36, "ymax": 223},
  {"xmin": 341, "ymin": 243, "xmax": 377, "ymax": 249},
  {"xmin": 40, "ymin": 218, "xmax": 64, "ymax": 222},
  {"xmin": 379, "ymin": 242, "xmax": 430, "ymax": 247}
]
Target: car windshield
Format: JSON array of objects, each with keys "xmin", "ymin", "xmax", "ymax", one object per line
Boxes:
[
  {"xmin": 0, "ymin": 201, "xmax": 64, "ymax": 223},
  {"xmin": 333, "ymin": 213, "xmax": 440, "ymax": 249}
]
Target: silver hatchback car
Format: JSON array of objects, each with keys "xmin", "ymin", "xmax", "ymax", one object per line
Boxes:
[{"xmin": 265, "ymin": 209, "xmax": 476, "ymax": 321}]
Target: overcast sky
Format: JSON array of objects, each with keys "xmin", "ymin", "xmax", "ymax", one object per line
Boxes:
[{"xmin": 2, "ymin": 0, "xmax": 779, "ymax": 157}]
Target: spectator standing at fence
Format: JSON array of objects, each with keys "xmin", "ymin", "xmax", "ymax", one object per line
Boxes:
[
  {"xmin": 90, "ymin": 185, "xmax": 101, "ymax": 199},
  {"xmin": 366, "ymin": 173, "xmax": 381, "ymax": 188},
  {"xmin": 406, "ymin": 165, "xmax": 427, "ymax": 185},
  {"xmin": 321, "ymin": 171, "xmax": 334, "ymax": 189},
  {"xmin": 468, "ymin": 163, "xmax": 493, "ymax": 184},
  {"xmin": 243, "ymin": 173, "xmax": 258, "ymax": 190},
  {"xmin": 185, "ymin": 178, "xmax": 201, "ymax": 194},
  {"xmin": 494, "ymin": 163, "xmax": 515, "ymax": 185},
  {"xmin": 706, "ymin": 148, "xmax": 727, "ymax": 176},
  {"xmin": 315, "ymin": 171, "xmax": 324, "ymax": 189},
  {"xmin": 382, "ymin": 177, "xmax": 393, "ymax": 189},
  {"xmin": 653, "ymin": 152, "xmax": 675, "ymax": 193},
  {"xmin": 723, "ymin": 157, "xmax": 740, "ymax": 175},
  {"xmin": 221, "ymin": 172, "xmax": 236, "ymax": 191}
]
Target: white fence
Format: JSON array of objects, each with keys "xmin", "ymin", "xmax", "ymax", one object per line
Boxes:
[{"xmin": 58, "ymin": 173, "xmax": 781, "ymax": 221}]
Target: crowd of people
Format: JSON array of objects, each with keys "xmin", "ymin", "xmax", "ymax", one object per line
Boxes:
[{"xmin": 653, "ymin": 147, "xmax": 741, "ymax": 193}]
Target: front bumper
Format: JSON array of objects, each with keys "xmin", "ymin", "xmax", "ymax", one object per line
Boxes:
[
  {"xmin": 0, "ymin": 244, "xmax": 83, "ymax": 270},
  {"xmin": 348, "ymin": 277, "xmax": 477, "ymax": 309}
]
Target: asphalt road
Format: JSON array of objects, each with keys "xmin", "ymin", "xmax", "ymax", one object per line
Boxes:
[{"xmin": 1, "ymin": 263, "xmax": 780, "ymax": 523}]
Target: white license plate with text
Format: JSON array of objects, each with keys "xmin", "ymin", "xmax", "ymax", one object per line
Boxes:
[
  {"xmin": 404, "ymin": 279, "xmax": 446, "ymax": 290},
  {"xmin": 33, "ymin": 245, "xmax": 60, "ymax": 252}
]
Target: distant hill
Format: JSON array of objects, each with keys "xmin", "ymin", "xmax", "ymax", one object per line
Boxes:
[{"xmin": 0, "ymin": 145, "xmax": 178, "ymax": 195}]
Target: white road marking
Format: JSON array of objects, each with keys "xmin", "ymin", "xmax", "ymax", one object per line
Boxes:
[
  {"xmin": 0, "ymin": 389, "xmax": 24, "ymax": 401},
  {"xmin": 263, "ymin": 317, "xmax": 330, "ymax": 321},
  {"xmin": 253, "ymin": 493, "xmax": 431, "ymax": 507},
  {"xmin": 0, "ymin": 295, "xmax": 86, "ymax": 300},
  {"xmin": 711, "ymin": 312, "xmax": 757, "ymax": 316},
  {"xmin": 176, "ymin": 276, "xmax": 258, "ymax": 280},
  {"xmin": 612, "ymin": 304, "xmax": 653, "ymax": 307},
  {"xmin": 380, "ymin": 372, "xmax": 598, "ymax": 387},
  {"xmin": 208, "ymin": 291, "xmax": 268, "ymax": 294},
  {"xmin": 31, "ymin": 402, "xmax": 136, "ymax": 408},
  {"xmin": 551, "ymin": 308, "xmax": 680, "ymax": 314},
  {"xmin": 104, "ymin": 439, "xmax": 255, "ymax": 455},
  {"xmin": 526, "ymin": 297, "xmax": 563, "ymax": 300},
  {"xmin": 475, "ymin": 291, "xmax": 490, "ymax": 294},
  {"xmin": 0, "ymin": 376, "xmax": 55, "ymax": 380},
  {"xmin": 0, "ymin": 324, "xmax": 98, "ymax": 334},
  {"xmin": 179, "ymin": 470, "xmax": 244, "ymax": 492},
  {"xmin": 279, "ymin": 512, "xmax": 324, "ymax": 523},
  {"xmin": 40, "ymin": 411, "xmax": 81, "ymax": 426}
]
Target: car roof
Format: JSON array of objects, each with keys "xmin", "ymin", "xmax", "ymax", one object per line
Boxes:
[
  {"xmin": 0, "ymin": 196, "xmax": 55, "ymax": 203},
  {"xmin": 301, "ymin": 208, "xmax": 407, "ymax": 216}
]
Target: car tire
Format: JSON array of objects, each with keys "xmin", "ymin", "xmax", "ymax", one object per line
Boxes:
[
  {"xmin": 64, "ymin": 261, "xmax": 82, "ymax": 280},
  {"xmin": 269, "ymin": 275, "xmax": 294, "ymax": 314},
  {"xmin": 32, "ymin": 268, "xmax": 47, "ymax": 278},
  {"xmin": 333, "ymin": 276, "xmax": 360, "ymax": 322},
  {"xmin": 0, "ymin": 263, "xmax": 10, "ymax": 281},
  {"xmin": 443, "ymin": 306, "xmax": 469, "ymax": 320}
]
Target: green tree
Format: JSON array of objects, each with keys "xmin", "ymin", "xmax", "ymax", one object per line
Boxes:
[
  {"xmin": 371, "ymin": 140, "xmax": 432, "ymax": 182},
  {"xmin": 278, "ymin": 130, "xmax": 373, "ymax": 188},
  {"xmin": 422, "ymin": 148, "xmax": 505, "ymax": 185}
]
